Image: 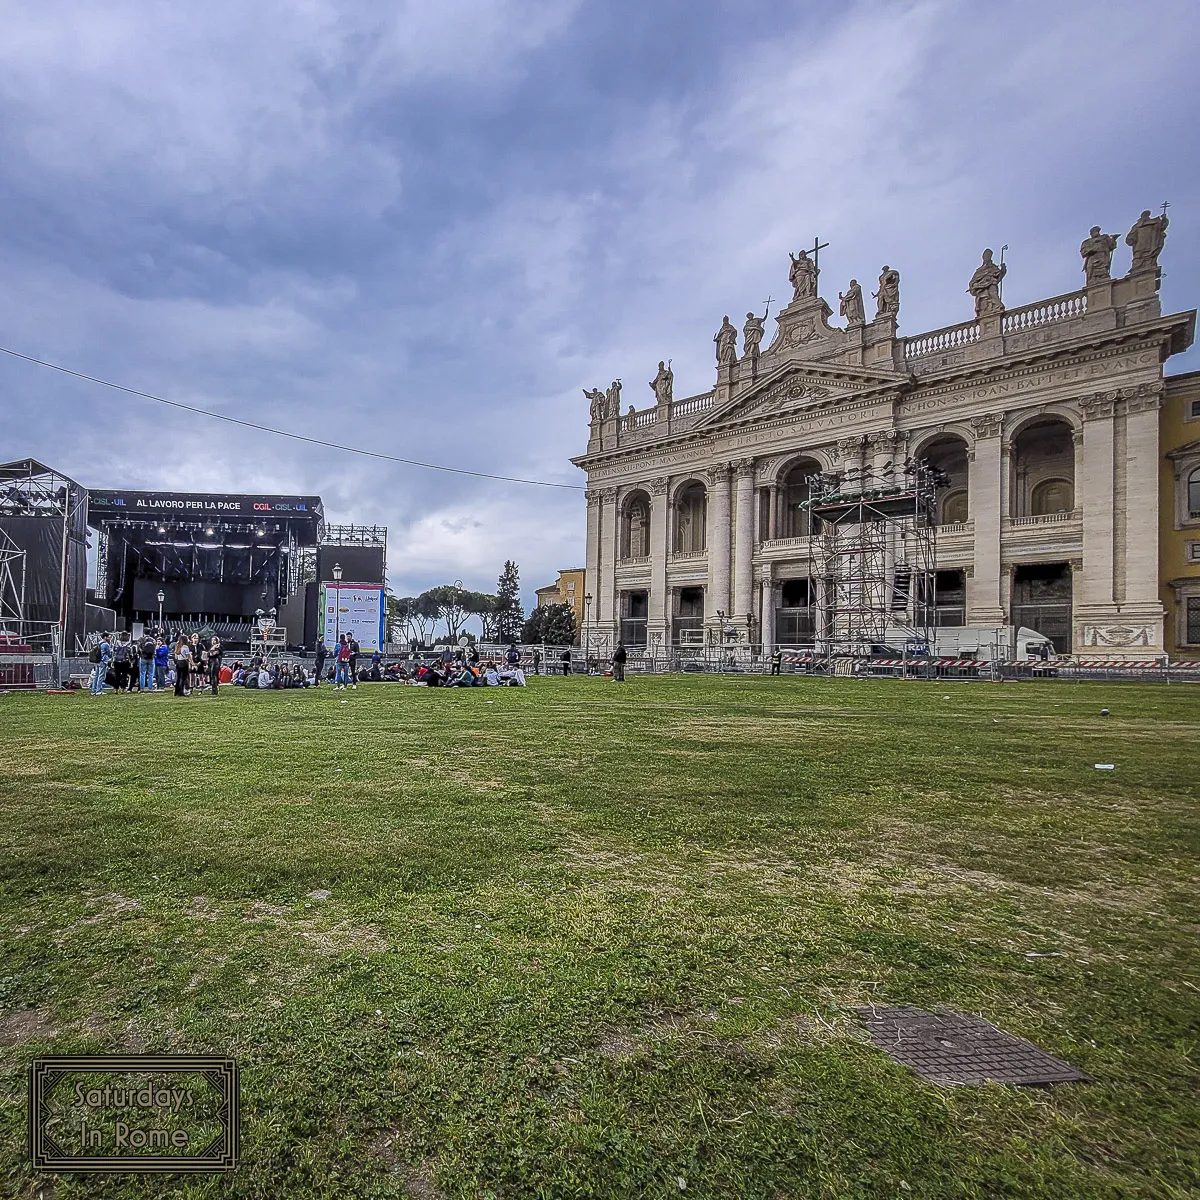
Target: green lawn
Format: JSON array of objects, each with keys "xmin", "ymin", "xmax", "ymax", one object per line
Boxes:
[{"xmin": 1, "ymin": 675, "xmax": 1198, "ymax": 1199}]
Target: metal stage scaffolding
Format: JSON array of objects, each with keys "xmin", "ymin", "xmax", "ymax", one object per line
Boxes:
[{"xmin": 804, "ymin": 459, "xmax": 941, "ymax": 658}]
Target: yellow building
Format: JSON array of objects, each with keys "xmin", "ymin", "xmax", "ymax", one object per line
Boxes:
[
  {"xmin": 1162, "ymin": 370, "xmax": 1200, "ymax": 659},
  {"xmin": 534, "ymin": 568, "xmax": 587, "ymax": 642}
]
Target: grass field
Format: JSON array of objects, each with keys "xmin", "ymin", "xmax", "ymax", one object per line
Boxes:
[{"xmin": 1, "ymin": 674, "xmax": 1198, "ymax": 1199}]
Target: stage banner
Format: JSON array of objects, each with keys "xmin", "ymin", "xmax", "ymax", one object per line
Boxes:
[{"xmin": 319, "ymin": 584, "xmax": 386, "ymax": 652}]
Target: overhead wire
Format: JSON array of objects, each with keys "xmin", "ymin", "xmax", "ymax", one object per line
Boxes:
[{"xmin": 0, "ymin": 345, "xmax": 586, "ymax": 491}]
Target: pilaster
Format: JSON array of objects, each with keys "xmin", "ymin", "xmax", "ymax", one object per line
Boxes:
[
  {"xmin": 967, "ymin": 412, "xmax": 1004, "ymax": 624},
  {"xmin": 648, "ymin": 477, "xmax": 670, "ymax": 642},
  {"xmin": 597, "ymin": 487, "xmax": 619, "ymax": 644}
]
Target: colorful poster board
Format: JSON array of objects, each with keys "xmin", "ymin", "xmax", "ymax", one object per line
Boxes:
[{"xmin": 319, "ymin": 584, "xmax": 386, "ymax": 652}]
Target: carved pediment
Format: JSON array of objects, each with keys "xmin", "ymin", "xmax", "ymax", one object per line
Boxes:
[{"xmin": 694, "ymin": 362, "xmax": 909, "ymax": 431}]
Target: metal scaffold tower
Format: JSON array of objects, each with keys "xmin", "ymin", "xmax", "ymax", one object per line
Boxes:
[
  {"xmin": 804, "ymin": 460, "xmax": 940, "ymax": 659},
  {"xmin": 0, "ymin": 529, "xmax": 27, "ymax": 638}
]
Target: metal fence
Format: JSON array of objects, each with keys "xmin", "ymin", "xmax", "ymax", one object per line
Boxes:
[{"xmin": 7, "ymin": 644, "xmax": 1200, "ymax": 690}]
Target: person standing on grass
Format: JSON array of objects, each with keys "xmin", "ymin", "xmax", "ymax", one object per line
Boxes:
[
  {"xmin": 334, "ymin": 634, "xmax": 352, "ymax": 689},
  {"xmin": 313, "ymin": 635, "xmax": 326, "ymax": 688},
  {"xmin": 173, "ymin": 635, "xmax": 192, "ymax": 697},
  {"xmin": 561, "ymin": 649, "xmax": 571, "ymax": 676},
  {"xmin": 611, "ymin": 641, "xmax": 627, "ymax": 683},
  {"xmin": 348, "ymin": 634, "xmax": 360, "ymax": 684},
  {"xmin": 770, "ymin": 647, "xmax": 782, "ymax": 676},
  {"xmin": 89, "ymin": 633, "xmax": 113, "ymax": 694},
  {"xmin": 137, "ymin": 631, "xmax": 157, "ymax": 691},
  {"xmin": 532, "ymin": 647, "xmax": 541, "ymax": 675},
  {"xmin": 506, "ymin": 644, "xmax": 520, "ymax": 671},
  {"xmin": 208, "ymin": 636, "xmax": 223, "ymax": 696},
  {"xmin": 112, "ymin": 635, "xmax": 132, "ymax": 693},
  {"xmin": 154, "ymin": 636, "xmax": 170, "ymax": 690}
]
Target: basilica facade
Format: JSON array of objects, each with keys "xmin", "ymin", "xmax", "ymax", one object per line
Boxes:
[{"xmin": 571, "ymin": 212, "xmax": 1195, "ymax": 658}]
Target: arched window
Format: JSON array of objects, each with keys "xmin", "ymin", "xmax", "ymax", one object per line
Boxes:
[
  {"xmin": 674, "ymin": 483, "xmax": 707, "ymax": 553},
  {"xmin": 1189, "ymin": 467, "xmax": 1200, "ymax": 518},
  {"xmin": 780, "ymin": 462, "xmax": 819, "ymax": 538},
  {"xmin": 1012, "ymin": 419, "xmax": 1074, "ymax": 518},
  {"xmin": 622, "ymin": 495, "xmax": 650, "ymax": 558},
  {"xmin": 1031, "ymin": 478, "xmax": 1074, "ymax": 516},
  {"xmin": 941, "ymin": 489, "xmax": 969, "ymax": 525}
]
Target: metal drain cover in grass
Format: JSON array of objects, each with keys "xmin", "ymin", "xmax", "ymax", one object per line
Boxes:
[{"xmin": 856, "ymin": 1006, "xmax": 1089, "ymax": 1086}]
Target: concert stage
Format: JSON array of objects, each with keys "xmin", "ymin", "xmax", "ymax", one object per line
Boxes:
[{"xmin": 87, "ymin": 490, "xmax": 326, "ymax": 643}]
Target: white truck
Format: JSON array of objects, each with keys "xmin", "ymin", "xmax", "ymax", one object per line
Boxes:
[{"xmin": 883, "ymin": 624, "xmax": 1055, "ymax": 661}]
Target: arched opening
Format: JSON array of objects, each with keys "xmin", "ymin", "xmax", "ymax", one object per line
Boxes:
[
  {"xmin": 1030, "ymin": 478, "xmax": 1074, "ymax": 516},
  {"xmin": 778, "ymin": 459, "xmax": 822, "ymax": 538},
  {"xmin": 919, "ymin": 434, "xmax": 970, "ymax": 525},
  {"xmin": 1188, "ymin": 466, "xmax": 1200, "ymax": 518},
  {"xmin": 621, "ymin": 491, "xmax": 651, "ymax": 559},
  {"xmin": 673, "ymin": 482, "xmax": 707, "ymax": 553},
  {"xmin": 1011, "ymin": 418, "xmax": 1076, "ymax": 518}
]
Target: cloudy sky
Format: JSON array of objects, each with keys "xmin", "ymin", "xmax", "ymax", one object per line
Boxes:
[{"xmin": 2, "ymin": 0, "xmax": 1198, "ymax": 606}]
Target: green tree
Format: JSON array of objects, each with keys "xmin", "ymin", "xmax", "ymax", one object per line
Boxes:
[
  {"xmin": 495, "ymin": 560, "xmax": 524, "ymax": 643},
  {"xmin": 421, "ymin": 585, "xmax": 471, "ymax": 641},
  {"xmin": 465, "ymin": 591, "xmax": 499, "ymax": 641},
  {"xmin": 522, "ymin": 602, "xmax": 576, "ymax": 646}
]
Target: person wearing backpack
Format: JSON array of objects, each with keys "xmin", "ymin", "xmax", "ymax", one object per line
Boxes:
[
  {"xmin": 89, "ymin": 634, "xmax": 113, "ymax": 694},
  {"xmin": 112, "ymin": 635, "xmax": 133, "ymax": 693},
  {"xmin": 137, "ymin": 632, "xmax": 157, "ymax": 692}
]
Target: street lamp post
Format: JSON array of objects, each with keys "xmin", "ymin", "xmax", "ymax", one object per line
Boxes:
[
  {"xmin": 583, "ymin": 592, "xmax": 592, "ymax": 663},
  {"xmin": 332, "ymin": 562, "xmax": 343, "ymax": 650},
  {"xmin": 157, "ymin": 590, "xmax": 165, "ymax": 635}
]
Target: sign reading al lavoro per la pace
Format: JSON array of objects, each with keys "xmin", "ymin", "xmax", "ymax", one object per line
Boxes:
[{"xmin": 29, "ymin": 1056, "xmax": 238, "ymax": 1173}]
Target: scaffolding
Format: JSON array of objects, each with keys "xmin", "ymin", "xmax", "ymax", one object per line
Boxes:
[
  {"xmin": 0, "ymin": 528, "xmax": 26, "ymax": 638},
  {"xmin": 805, "ymin": 460, "xmax": 940, "ymax": 658}
]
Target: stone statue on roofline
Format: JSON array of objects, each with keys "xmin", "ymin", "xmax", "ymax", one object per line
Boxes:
[
  {"xmin": 838, "ymin": 279, "xmax": 865, "ymax": 326},
  {"xmin": 873, "ymin": 265, "xmax": 900, "ymax": 318},
  {"xmin": 583, "ymin": 387, "xmax": 606, "ymax": 423},
  {"xmin": 742, "ymin": 312, "xmax": 765, "ymax": 361},
  {"xmin": 649, "ymin": 360, "xmax": 674, "ymax": 405},
  {"xmin": 1125, "ymin": 208, "xmax": 1168, "ymax": 274},
  {"xmin": 967, "ymin": 249, "xmax": 1007, "ymax": 316},
  {"xmin": 714, "ymin": 315, "xmax": 738, "ymax": 366},
  {"xmin": 605, "ymin": 379, "xmax": 622, "ymax": 419},
  {"xmin": 1080, "ymin": 226, "xmax": 1119, "ymax": 283},
  {"xmin": 788, "ymin": 249, "xmax": 818, "ymax": 301}
]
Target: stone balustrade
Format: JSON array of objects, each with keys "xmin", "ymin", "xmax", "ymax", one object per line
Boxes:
[
  {"xmin": 1001, "ymin": 290, "xmax": 1086, "ymax": 333},
  {"xmin": 904, "ymin": 319, "xmax": 981, "ymax": 361},
  {"xmin": 1008, "ymin": 510, "xmax": 1080, "ymax": 527}
]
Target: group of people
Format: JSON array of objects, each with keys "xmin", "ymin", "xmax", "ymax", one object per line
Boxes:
[
  {"xmin": 88, "ymin": 630, "xmax": 223, "ymax": 697},
  {"xmin": 87, "ymin": 629, "xmax": 632, "ymax": 696}
]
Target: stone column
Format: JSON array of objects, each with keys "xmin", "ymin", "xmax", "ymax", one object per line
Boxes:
[
  {"xmin": 837, "ymin": 436, "xmax": 865, "ymax": 494},
  {"xmin": 967, "ymin": 413, "xmax": 1005, "ymax": 624},
  {"xmin": 733, "ymin": 459, "xmax": 756, "ymax": 621},
  {"xmin": 768, "ymin": 485, "xmax": 779, "ymax": 540},
  {"xmin": 1079, "ymin": 392, "xmax": 1117, "ymax": 609},
  {"xmin": 597, "ymin": 487, "xmax": 619, "ymax": 647},
  {"xmin": 761, "ymin": 574, "xmax": 776, "ymax": 651},
  {"xmin": 706, "ymin": 463, "xmax": 732, "ymax": 622},
  {"xmin": 648, "ymin": 477, "xmax": 670, "ymax": 643}
]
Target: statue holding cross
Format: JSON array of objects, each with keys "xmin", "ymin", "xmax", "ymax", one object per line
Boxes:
[{"xmin": 788, "ymin": 236, "xmax": 828, "ymax": 303}]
